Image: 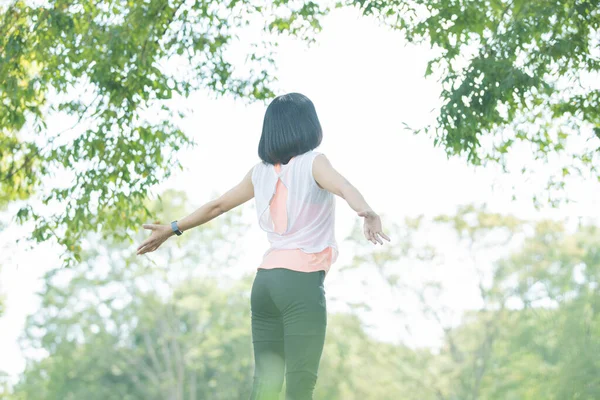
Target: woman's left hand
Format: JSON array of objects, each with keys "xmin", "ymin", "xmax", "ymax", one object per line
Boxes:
[{"xmin": 136, "ymin": 224, "xmax": 174, "ymax": 255}]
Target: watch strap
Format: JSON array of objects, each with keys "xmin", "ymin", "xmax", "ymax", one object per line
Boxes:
[{"xmin": 171, "ymin": 220, "xmax": 183, "ymax": 236}]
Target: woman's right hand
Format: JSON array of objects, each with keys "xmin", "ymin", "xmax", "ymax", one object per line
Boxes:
[{"xmin": 357, "ymin": 210, "xmax": 391, "ymax": 245}]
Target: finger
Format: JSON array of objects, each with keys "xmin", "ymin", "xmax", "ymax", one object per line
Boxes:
[
  {"xmin": 371, "ymin": 231, "xmax": 381, "ymax": 245},
  {"xmin": 142, "ymin": 224, "xmax": 156, "ymax": 230},
  {"xmin": 367, "ymin": 230, "xmax": 376, "ymax": 245},
  {"xmin": 380, "ymin": 231, "xmax": 391, "ymax": 242},
  {"xmin": 138, "ymin": 240, "xmax": 155, "ymax": 254},
  {"xmin": 139, "ymin": 244, "xmax": 155, "ymax": 255},
  {"xmin": 373, "ymin": 232, "xmax": 383, "ymax": 245},
  {"xmin": 137, "ymin": 244, "xmax": 149, "ymax": 255},
  {"xmin": 137, "ymin": 240, "xmax": 150, "ymax": 252},
  {"xmin": 365, "ymin": 227, "xmax": 374, "ymax": 244},
  {"xmin": 138, "ymin": 237, "xmax": 155, "ymax": 250}
]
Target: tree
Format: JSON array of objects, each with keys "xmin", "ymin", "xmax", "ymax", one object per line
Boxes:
[
  {"xmin": 0, "ymin": 0, "xmax": 326, "ymax": 266},
  {"xmin": 348, "ymin": 0, "xmax": 600, "ymax": 205},
  {"xmin": 8, "ymin": 198, "xmax": 599, "ymax": 398},
  {"xmin": 416, "ymin": 208, "xmax": 599, "ymax": 400},
  {"xmin": 341, "ymin": 205, "xmax": 599, "ymax": 399},
  {"xmin": 10, "ymin": 190, "xmax": 425, "ymax": 400},
  {"xmin": 479, "ymin": 221, "xmax": 600, "ymax": 399},
  {"xmin": 13, "ymin": 189, "xmax": 253, "ymax": 399},
  {"xmin": 6, "ymin": 0, "xmax": 597, "ymax": 265}
]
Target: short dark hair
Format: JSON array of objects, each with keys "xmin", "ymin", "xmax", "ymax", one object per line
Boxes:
[{"xmin": 258, "ymin": 93, "xmax": 323, "ymax": 165}]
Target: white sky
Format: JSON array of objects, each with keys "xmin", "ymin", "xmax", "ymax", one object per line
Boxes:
[{"xmin": 1, "ymin": 6, "xmax": 599, "ymax": 382}]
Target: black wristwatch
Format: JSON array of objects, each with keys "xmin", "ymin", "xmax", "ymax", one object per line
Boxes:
[{"xmin": 170, "ymin": 220, "xmax": 183, "ymax": 236}]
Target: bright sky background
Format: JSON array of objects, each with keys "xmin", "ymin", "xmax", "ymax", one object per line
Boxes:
[{"xmin": 1, "ymin": 6, "xmax": 599, "ymax": 382}]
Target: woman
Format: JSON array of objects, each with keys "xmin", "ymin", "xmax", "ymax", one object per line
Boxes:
[{"xmin": 136, "ymin": 93, "xmax": 390, "ymax": 399}]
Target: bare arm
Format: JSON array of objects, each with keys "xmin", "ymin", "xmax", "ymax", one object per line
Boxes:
[
  {"xmin": 312, "ymin": 154, "xmax": 390, "ymax": 245},
  {"xmin": 176, "ymin": 167, "xmax": 254, "ymax": 232},
  {"xmin": 136, "ymin": 167, "xmax": 254, "ymax": 255},
  {"xmin": 312, "ymin": 154, "xmax": 372, "ymax": 213}
]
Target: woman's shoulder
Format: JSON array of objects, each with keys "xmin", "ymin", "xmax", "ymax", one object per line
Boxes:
[
  {"xmin": 299, "ymin": 149, "xmax": 324, "ymax": 162},
  {"xmin": 251, "ymin": 160, "xmax": 270, "ymax": 181}
]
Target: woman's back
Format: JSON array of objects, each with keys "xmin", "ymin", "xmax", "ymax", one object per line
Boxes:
[{"xmin": 252, "ymin": 150, "xmax": 339, "ymax": 272}]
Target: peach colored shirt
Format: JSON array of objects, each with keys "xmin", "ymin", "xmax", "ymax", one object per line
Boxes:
[{"xmin": 258, "ymin": 162, "xmax": 333, "ymax": 275}]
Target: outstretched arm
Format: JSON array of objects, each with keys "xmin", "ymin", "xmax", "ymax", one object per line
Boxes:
[
  {"xmin": 136, "ymin": 167, "xmax": 254, "ymax": 255},
  {"xmin": 312, "ymin": 154, "xmax": 390, "ymax": 245}
]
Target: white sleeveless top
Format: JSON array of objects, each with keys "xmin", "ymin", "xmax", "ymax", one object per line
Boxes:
[{"xmin": 251, "ymin": 150, "xmax": 338, "ymax": 263}]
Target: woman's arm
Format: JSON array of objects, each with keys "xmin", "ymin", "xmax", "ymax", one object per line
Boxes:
[
  {"xmin": 176, "ymin": 167, "xmax": 254, "ymax": 232},
  {"xmin": 136, "ymin": 167, "xmax": 254, "ymax": 255},
  {"xmin": 312, "ymin": 154, "xmax": 390, "ymax": 245}
]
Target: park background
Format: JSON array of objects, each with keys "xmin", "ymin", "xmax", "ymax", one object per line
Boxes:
[{"xmin": 0, "ymin": 0, "xmax": 599, "ymax": 399}]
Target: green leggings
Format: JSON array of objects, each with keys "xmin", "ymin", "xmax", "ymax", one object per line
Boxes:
[{"xmin": 249, "ymin": 268, "xmax": 327, "ymax": 400}]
